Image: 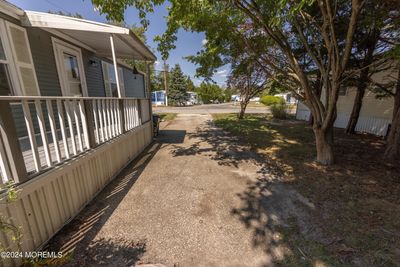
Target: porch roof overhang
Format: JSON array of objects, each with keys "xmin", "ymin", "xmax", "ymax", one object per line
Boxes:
[{"xmin": 21, "ymin": 11, "xmax": 156, "ymax": 61}]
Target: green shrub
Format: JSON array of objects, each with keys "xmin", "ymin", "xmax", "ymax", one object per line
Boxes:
[
  {"xmin": 270, "ymin": 103, "xmax": 287, "ymax": 119},
  {"xmin": 260, "ymin": 95, "xmax": 285, "ymax": 106}
]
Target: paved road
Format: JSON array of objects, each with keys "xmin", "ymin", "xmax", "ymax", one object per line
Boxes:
[
  {"xmin": 153, "ymin": 102, "xmax": 271, "ymax": 114},
  {"xmin": 47, "ymin": 113, "xmax": 313, "ymax": 266}
]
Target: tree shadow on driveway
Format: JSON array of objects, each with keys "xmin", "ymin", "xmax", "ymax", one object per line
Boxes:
[
  {"xmin": 169, "ymin": 119, "xmax": 336, "ymax": 266},
  {"xmin": 44, "ymin": 141, "xmax": 162, "ymax": 267}
]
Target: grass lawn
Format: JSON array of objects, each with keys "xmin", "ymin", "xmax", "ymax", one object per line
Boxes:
[
  {"xmin": 213, "ymin": 113, "xmax": 400, "ymax": 266},
  {"xmin": 156, "ymin": 113, "xmax": 177, "ymax": 121}
]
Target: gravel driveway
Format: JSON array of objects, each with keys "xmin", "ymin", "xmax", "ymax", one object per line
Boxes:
[{"xmin": 46, "ymin": 113, "xmax": 314, "ymax": 266}]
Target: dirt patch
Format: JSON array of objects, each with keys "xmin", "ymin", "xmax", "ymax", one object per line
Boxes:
[{"xmin": 213, "ymin": 113, "xmax": 400, "ymax": 266}]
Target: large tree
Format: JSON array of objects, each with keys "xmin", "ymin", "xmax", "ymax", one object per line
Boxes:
[
  {"xmin": 185, "ymin": 76, "xmax": 196, "ymax": 93},
  {"xmin": 384, "ymin": 66, "xmax": 400, "ymax": 160},
  {"xmin": 196, "ymin": 82, "xmax": 224, "ymax": 104},
  {"xmin": 344, "ymin": 1, "xmax": 398, "ymax": 134},
  {"xmin": 168, "ymin": 64, "xmax": 188, "ymax": 106},
  {"xmin": 228, "ymin": 64, "xmax": 267, "ymax": 119},
  {"xmin": 92, "ymin": 0, "xmax": 367, "ymax": 165}
]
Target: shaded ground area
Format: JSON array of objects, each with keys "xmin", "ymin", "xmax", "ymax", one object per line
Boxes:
[
  {"xmin": 213, "ymin": 113, "xmax": 400, "ymax": 266},
  {"xmin": 44, "ymin": 113, "xmax": 325, "ymax": 266}
]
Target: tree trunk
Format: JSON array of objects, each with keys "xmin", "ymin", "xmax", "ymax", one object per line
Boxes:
[
  {"xmin": 313, "ymin": 104, "xmax": 336, "ymax": 165},
  {"xmin": 345, "ymin": 30, "xmax": 377, "ymax": 134},
  {"xmin": 308, "ymin": 73, "xmax": 323, "ymax": 126},
  {"xmin": 345, "ymin": 86, "xmax": 366, "ymax": 134},
  {"xmin": 238, "ymin": 100, "xmax": 248, "ymax": 119},
  {"xmin": 314, "ymin": 126, "xmax": 335, "ymax": 165},
  {"xmin": 384, "ymin": 69, "xmax": 400, "ymax": 160}
]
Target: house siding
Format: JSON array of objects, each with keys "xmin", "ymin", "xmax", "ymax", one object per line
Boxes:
[
  {"xmin": 1, "ymin": 11, "xmax": 148, "ymax": 139},
  {"xmin": 296, "ymin": 87, "xmax": 395, "ymax": 136},
  {"xmin": 27, "ymin": 27, "xmax": 62, "ymax": 96},
  {"xmin": 27, "ymin": 27, "xmax": 107, "ymax": 97},
  {"xmin": 99, "ymin": 59, "xmax": 147, "ymax": 98},
  {"xmin": 82, "ymin": 52, "xmax": 106, "ymax": 97},
  {"xmin": 6, "ymin": 26, "xmax": 108, "ymax": 138}
]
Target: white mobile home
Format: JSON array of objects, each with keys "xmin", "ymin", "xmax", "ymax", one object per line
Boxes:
[
  {"xmin": 275, "ymin": 92, "xmax": 297, "ymax": 104},
  {"xmin": 151, "ymin": 90, "xmax": 166, "ymax": 106},
  {"xmin": 186, "ymin": 91, "xmax": 198, "ymax": 105},
  {"xmin": 296, "ymin": 63, "xmax": 398, "ymax": 136}
]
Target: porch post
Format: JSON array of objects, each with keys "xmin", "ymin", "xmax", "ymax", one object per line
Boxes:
[
  {"xmin": 0, "ymin": 101, "xmax": 28, "ymax": 183},
  {"xmin": 109, "ymin": 34, "xmax": 122, "ymax": 98},
  {"xmin": 146, "ymin": 62, "xmax": 153, "ymax": 127},
  {"xmin": 83, "ymin": 100, "xmax": 97, "ymax": 148},
  {"xmin": 119, "ymin": 99, "xmax": 126, "ymax": 134}
]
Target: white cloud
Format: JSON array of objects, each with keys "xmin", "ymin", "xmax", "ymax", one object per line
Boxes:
[
  {"xmin": 217, "ymin": 69, "xmax": 227, "ymax": 74},
  {"xmin": 154, "ymin": 60, "xmax": 161, "ymax": 66},
  {"xmin": 201, "ymin": 39, "xmax": 208, "ymax": 46},
  {"xmin": 216, "ymin": 69, "xmax": 228, "ymax": 77}
]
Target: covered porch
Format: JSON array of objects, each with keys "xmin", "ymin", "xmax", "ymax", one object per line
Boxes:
[{"xmin": 0, "ymin": 10, "xmax": 156, "ymax": 266}]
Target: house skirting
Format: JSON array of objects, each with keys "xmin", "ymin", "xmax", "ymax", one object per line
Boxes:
[
  {"xmin": 295, "ymin": 104, "xmax": 391, "ymax": 136},
  {"xmin": 0, "ymin": 121, "xmax": 152, "ymax": 266}
]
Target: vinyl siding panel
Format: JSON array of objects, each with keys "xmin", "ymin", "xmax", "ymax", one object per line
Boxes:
[
  {"xmin": 26, "ymin": 28, "xmax": 62, "ymax": 96},
  {"xmin": 82, "ymin": 52, "xmax": 106, "ymax": 97},
  {"xmin": 99, "ymin": 59, "xmax": 146, "ymax": 98},
  {"xmin": 296, "ymin": 86, "xmax": 394, "ymax": 136},
  {"xmin": 295, "ymin": 102, "xmax": 311, "ymax": 121}
]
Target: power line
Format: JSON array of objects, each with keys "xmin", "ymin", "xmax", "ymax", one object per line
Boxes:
[{"xmin": 43, "ymin": 0, "xmax": 72, "ymax": 14}]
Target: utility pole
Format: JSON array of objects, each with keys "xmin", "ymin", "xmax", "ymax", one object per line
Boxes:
[{"xmin": 163, "ymin": 60, "xmax": 169, "ymax": 106}]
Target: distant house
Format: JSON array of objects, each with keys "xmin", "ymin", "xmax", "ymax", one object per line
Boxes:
[
  {"xmin": 152, "ymin": 90, "xmax": 166, "ymax": 106},
  {"xmin": 186, "ymin": 91, "xmax": 198, "ymax": 105},
  {"xmin": 296, "ymin": 62, "xmax": 398, "ymax": 136},
  {"xmin": 231, "ymin": 94, "xmax": 240, "ymax": 102},
  {"xmin": 152, "ymin": 90, "xmax": 199, "ymax": 106},
  {"xmin": 250, "ymin": 96, "xmax": 260, "ymax": 102},
  {"xmin": 275, "ymin": 92, "xmax": 297, "ymax": 104}
]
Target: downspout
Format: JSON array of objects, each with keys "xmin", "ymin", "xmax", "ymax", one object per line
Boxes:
[{"xmin": 146, "ymin": 62, "xmax": 154, "ymax": 138}]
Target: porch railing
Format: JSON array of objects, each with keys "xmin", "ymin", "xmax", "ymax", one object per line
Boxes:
[{"xmin": 0, "ymin": 96, "xmax": 152, "ymax": 185}]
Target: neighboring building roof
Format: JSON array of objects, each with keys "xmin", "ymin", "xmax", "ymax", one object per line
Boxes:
[{"xmin": 0, "ymin": 1, "xmax": 156, "ymax": 61}]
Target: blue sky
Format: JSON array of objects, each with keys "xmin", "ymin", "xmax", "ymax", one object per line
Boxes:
[{"xmin": 9, "ymin": 0, "xmax": 229, "ymax": 86}]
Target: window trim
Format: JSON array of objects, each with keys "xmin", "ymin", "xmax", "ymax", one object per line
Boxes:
[
  {"xmin": 0, "ymin": 19, "xmax": 23, "ymax": 95},
  {"xmin": 52, "ymin": 37, "xmax": 88, "ymax": 97},
  {"xmin": 135, "ymin": 69, "xmax": 148, "ymax": 98},
  {"xmin": 4, "ymin": 20, "xmax": 40, "ymax": 96},
  {"xmin": 101, "ymin": 61, "xmax": 125, "ymax": 97}
]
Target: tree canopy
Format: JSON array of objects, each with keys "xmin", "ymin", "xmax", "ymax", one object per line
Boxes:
[
  {"xmin": 91, "ymin": 0, "xmax": 400, "ymax": 163},
  {"xmin": 168, "ymin": 64, "xmax": 188, "ymax": 105}
]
